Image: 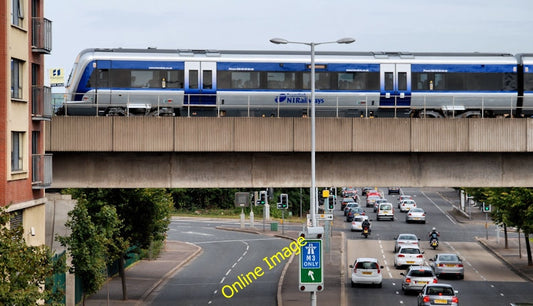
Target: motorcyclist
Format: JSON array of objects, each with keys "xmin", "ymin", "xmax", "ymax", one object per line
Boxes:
[
  {"xmin": 362, "ymin": 219, "xmax": 371, "ymax": 232},
  {"xmin": 428, "ymin": 227, "xmax": 440, "ymax": 242}
]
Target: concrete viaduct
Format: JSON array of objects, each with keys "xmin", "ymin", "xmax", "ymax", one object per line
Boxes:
[{"xmin": 45, "ymin": 117, "xmax": 533, "ymax": 188}]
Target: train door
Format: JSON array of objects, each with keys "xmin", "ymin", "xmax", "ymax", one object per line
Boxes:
[
  {"xmin": 92, "ymin": 60, "xmax": 111, "ymax": 107},
  {"xmin": 379, "ymin": 64, "xmax": 411, "ymax": 107},
  {"xmin": 184, "ymin": 61, "xmax": 217, "ymax": 105}
]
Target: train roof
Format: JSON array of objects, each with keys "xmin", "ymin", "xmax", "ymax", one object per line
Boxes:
[{"xmin": 72, "ymin": 48, "xmax": 520, "ymax": 68}]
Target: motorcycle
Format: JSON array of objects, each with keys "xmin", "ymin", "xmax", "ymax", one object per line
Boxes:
[
  {"xmin": 430, "ymin": 237, "xmax": 439, "ymax": 250},
  {"xmin": 362, "ymin": 226, "xmax": 370, "ymax": 238}
]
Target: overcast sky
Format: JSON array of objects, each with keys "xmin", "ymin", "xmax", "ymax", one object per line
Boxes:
[{"xmin": 45, "ymin": 0, "xmax": 533, "ymax": 85}]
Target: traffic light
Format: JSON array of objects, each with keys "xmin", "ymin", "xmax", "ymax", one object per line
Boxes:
[
  {"xmin": 482, "ymin": 202, "xmax": 491, "ymax": 213},
  {"xmin": 278, "ymin": 193, "xmax": 289, "ymax": 209},
  {"xmin": 328, "ymin": 195, "xmax": 335, "ymax": 210},
  {"xmin": 258, "ymin": 191, "xmax": 267, "ymax": 205}
]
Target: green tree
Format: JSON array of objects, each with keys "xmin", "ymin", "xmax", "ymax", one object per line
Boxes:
[
  {"xmin": 0, "ymin": 206, "xmax": 65, "ymax": 305},
  {"xmin": 56, "ymin": 197, "xmax": 110, "ymax": 305}
]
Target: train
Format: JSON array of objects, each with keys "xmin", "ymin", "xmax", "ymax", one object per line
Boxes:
[{"xmin": 59, "ymin": 48, "xmax": 533, "ymax": 118}]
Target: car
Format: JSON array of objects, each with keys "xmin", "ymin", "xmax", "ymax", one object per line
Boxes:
[
  {"xmin": 394, "ymin": 246, "xmax": 425, "ymax": 269},
  {"xmin": 400, "ymin": 265, "xmax": 438, "ymax": 293},
  {"xmin": 406, "ymin": 207, "xmax": 426, "ymax": 223},
  {"xmin": 349, "ymin": 257, "xmax": 383, "ymax": 287},
  {"xmin": 397, "ymin": 195, "xmax": 414, "ymax": 208},
  {"xmin": 394, "ymin": 233, "xmax": 420, "ymax": 252},
  {"xmin": 366, "ymin": 194, "xmax": 381, "ymax": 207},
  {"xmin": 351, "ymin": 215, "xmax": 370, "ymax": 231},
  {"xmin": 373, "ymin": 198, "xmax": 389, "ymax": 212},
  {"xmin": 376, "ymin": 202, "xmax": 394, "ymax": 221},
  {"xmin": 430, "ymin": 253, "xmax": 464, "ymax": 279},
  {"xmin": 346, "ymin": 207, "xmax": 365, "ymax": 222},
  {"xmin": 388, "ymin": 187, "xmax": 401, "ymax": 194},
  {"xmin": 417, "ymin": 283, "xmax": 459, "ymax": 306},
  {"xmin": 399, "ymin": 199, "xmax": 417, "ymax": 212},
  {"xmin": 361, "ymin": 187, "xmax": 374, "ymax": 196},
  {"xmin": 344, "ymin": 202, "xmax": 360, "ymax": 216},
  {"xmin": 341, "ymin": 197, "xmax": 355, "ymax": 211}
]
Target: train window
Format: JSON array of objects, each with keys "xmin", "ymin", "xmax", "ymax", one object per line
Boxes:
[
  {"xmin": 303, "ymin": 72, "xmax": 331, "ymax": 90},
  {"xmin": 166, "ymin": 70, "xmax": 185, "ymax": 88},
  {"xmin": 203, "ymin": 70, "xmax": 212, "ymax": 89},
  {"xmin": 398, "ymin": 72, "xmax": 407, "ymax": 91},
  {"xmin": 189, "ymin": 70, "xmax": 199, "ymax": 89},
  {"xmin": 525, "ymin": 74, "xmax": 533, "ymax": 91},
  {"xmin": 385, "ymin": 72, "xmax": 394, "ymax": 91},
  {"xmin": 217, "ymin": 71, "xmax": 260, "ymax": 89},
  {"xmin": 87, "ymin": 69, "xmax": 109, "ymax": 88},
  {"xmin": 110, "ymin": 70, "xmax": 132, "ymax": 88},
  {"xmin": 267, "ymin": 72, "xmax": 296, "ymax": 89},
  {"xmin": 413, "ymin": 72, "xmax": 516, "ymax": 92}
]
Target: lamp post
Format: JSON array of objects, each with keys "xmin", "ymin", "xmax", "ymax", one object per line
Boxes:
[{"xmin": 270, "ymin": 37, "xmax": 355, "ymax": 228}]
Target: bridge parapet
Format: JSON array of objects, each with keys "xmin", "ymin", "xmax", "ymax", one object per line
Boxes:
[{"xmin": 46, "ymin": 117, "xmax": 533, "ymax": 153}]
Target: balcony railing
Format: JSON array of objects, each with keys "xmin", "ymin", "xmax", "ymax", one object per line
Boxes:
[
  {"xmin": 32, "ymin": 154, "xmax": 52, "ymax": 189},
  {"xmin": 32, "ymin": 17, "xmax": 52, "ymax": 54},
  {"xmin": 32, "ymin": 85, "xmax": 52, "ymax": 120}
]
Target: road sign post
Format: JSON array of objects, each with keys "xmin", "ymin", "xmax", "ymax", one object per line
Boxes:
[{"xmin": 299, "ymin": 239, "xmax": 323, "ymax": 292}]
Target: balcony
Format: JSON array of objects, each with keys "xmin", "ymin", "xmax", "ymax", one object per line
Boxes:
[
  {"xmin": 32, "ymin": 17, "xmax": 52, "ymax": 54},
  {"xmin": 32, "ymin": 85, "xmax": 52, "ymax": 120},
  {"xmin": 32, "ymin": 154, "xmax": 52, "ymax": 189}
]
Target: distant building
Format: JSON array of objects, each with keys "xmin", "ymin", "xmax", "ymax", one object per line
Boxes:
[{"xmin": 1, "ymin": 0, "xmax": 52, "ymax": 246}]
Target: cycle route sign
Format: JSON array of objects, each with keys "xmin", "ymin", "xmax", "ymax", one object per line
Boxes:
[{"xmin": 299, "ymin": 239, "xmax": 323, "ymax": 292}]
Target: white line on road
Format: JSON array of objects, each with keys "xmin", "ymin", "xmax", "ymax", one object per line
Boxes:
[{"xmin": 421, "ymin": 191, "xmax": 457, "ymax": 225}]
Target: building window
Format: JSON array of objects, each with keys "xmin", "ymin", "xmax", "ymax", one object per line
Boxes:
[
  {"xmin": 11, "ymin": 59, "xmax": 23, "ymax": 99},
  {"xmin": 12, "ymin": 132, "xmax": 24, "ymax": 171},
  {"xmin": 12, "ymin": 0, "xmax": 24, "ymax": 27}
]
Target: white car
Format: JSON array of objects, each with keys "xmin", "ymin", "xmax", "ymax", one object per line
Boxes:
[
  {"xmin": 350, "ymin": 215, "xmax": 370, "ymax": 231},
  {"xmin": 376, "ymin": 202, "xmax": 394, "ymax": 221},
  {"xmin": 406, "ymin": 208, "xmax": 426, "ymax": 223},
  {"xmin": 349, "ymin": 257, "xmax": 383, "ymax": 287},
  {"xmin": 394, "ymin": 233, "xmax": 420, "ymax": 252},
  {"xmin": 394, "ymin": 246, "xmax": 425, "ymax": 269},
  {"xmin": 399, "ymin": 199, "xmax": 417, "ymax": 212}
]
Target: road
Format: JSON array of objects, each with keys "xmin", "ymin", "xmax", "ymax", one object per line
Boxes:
[
  {"xmin": 147, "ymin": 218, "xmax": 291, "ymax": 305},
  {"xmin": 342, "ymin": 188, "xmax": 533, "ymax": 305}
]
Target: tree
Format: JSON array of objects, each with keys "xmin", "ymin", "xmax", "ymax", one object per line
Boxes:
[
  {"xmin": 56, "ymin": 197, "xmax": 111, "ymax": 305},
  {"xmin": 0, "ymin": 206, "xmax": 65, "ymax": 305},
  {"xmin": 62, "ymin": 188, "xmax": 173, "ymax": 300}
]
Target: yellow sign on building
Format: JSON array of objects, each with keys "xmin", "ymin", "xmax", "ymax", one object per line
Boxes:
[{"xmin": 49, "ymin": 68, "xmax": 65, "ymax": 87}]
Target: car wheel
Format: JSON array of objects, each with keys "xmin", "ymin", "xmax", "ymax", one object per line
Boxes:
[
  {"xmin": 351, "ymin": 281, "xmax": 356, "ymax": 288},
  {"xmin": 459, "ymin": 274, "xmax": 464, "ymax": 280},
  {"xmin": 376, "ymin": 282, "xmax": 382, "ymax": 288}
]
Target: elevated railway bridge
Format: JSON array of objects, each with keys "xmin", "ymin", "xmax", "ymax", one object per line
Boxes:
[{"xmin": 46, "ymin": 117, "xmax": 533, "ymax": 188}]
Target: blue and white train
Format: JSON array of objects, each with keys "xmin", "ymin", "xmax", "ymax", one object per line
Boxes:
[{"xmin": 61, "ymin": 48, "xmax": 533, "ymax": 117}]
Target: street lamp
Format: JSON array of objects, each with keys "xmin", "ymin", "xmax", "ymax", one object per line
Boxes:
[{"xmin": 270, "ymin": 37, "xmax": 355, "ymax": 228}]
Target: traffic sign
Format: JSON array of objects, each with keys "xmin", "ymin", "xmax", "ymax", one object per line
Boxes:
[
  {"xmin": 299, "ymin": 239, "xmax": 323, "ymax": 292},
  {"xmin": 306, "ymin": 213, "xmax": 333, "ymax": 221}
]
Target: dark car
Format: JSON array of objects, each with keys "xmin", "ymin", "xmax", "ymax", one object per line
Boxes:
[
  {"xmin": 346, "ymin": 207, "xmax": 365, "ymax": 222},
  {"xmin": 388, "ymin": 187, "xmax": 401, "ymax": 194}
]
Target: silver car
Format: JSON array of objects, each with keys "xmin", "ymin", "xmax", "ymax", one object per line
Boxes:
[
  {"xmin": 406, "ymin": 208, "xmax": 426, "ymax": 223},
  {"xmin": 394, "ymin": 233, "xmax": 420, "ymax": 252},
  {"xmin": 430, "ymin": 253, "xmax": 464, "ymax": 279},
  {"xmin": 417, "ymin": 283, "xmax": 459, "ymax": 306},
  {"xmin": 400, "ymin": 265, "xmax": 437, "ymax": 293}
]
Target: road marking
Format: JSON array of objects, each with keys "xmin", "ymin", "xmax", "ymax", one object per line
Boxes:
[
  {"xmin": 194, "ymin": 237, "xmax": 280, "ymax": 244},
  {"xmin": 421, "ymin": 191, "xmax": 457, "ymax": 225}
]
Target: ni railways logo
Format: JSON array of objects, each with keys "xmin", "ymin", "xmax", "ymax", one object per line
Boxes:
[{"xmin": 275, "ymin": 93, "xmax": 325, "ymax": 104}]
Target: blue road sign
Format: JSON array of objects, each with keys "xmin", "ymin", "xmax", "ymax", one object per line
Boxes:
[{"xmin": 299, "ymin": 239, "xmax": 323, "ymax": 288}]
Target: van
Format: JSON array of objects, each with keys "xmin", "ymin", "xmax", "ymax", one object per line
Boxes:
[{"xmin": 377, "ymin": 203, "xmax": 394, "ymax": 221}]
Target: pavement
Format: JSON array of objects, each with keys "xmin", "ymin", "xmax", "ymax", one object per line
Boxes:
[{"xmin": 85, "ymin": 200, "xmax": 533, "ymax": 305}]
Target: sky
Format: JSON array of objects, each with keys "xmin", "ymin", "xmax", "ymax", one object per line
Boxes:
[{"xmin": 44, "ymin": 0, "xmax": 533, "ymax": 86}]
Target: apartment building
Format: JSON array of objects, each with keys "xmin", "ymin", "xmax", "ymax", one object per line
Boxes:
[{"xmin": 1, "ymin": 0, "xmax": 52, "ymax": 246}]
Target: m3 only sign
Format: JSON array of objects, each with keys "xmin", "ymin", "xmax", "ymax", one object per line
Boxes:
[{"xmin": 299, "ymin": 239, "xmax": 323, "ymax": 292}]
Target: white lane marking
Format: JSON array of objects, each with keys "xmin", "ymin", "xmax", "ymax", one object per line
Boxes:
[
  {"xmin": 420, "ymin": 191, "xmax": 457, "ymax": 225},
  {"xmin": 214, "ymin": 240, "xmax": 250, "ymax": 300},
  {"xmin": 181, "ymin": 231, "xmax": 214, "ymax": 236},
  {"xmin": 195, "ymin": 237, "xmax": 280, "ymax": 244}
]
